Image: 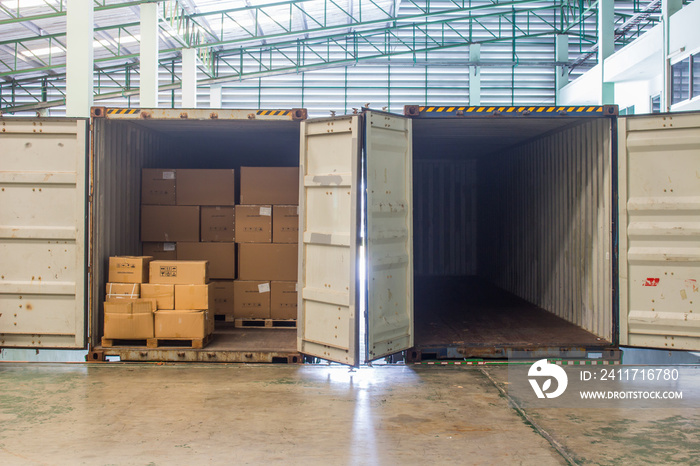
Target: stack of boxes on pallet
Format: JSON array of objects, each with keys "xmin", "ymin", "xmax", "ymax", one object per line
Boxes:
[
  {"xmin": 103, "ymin": 257, "xmax": 214, "ymax": 345},
  {"xmin": 137, "ymin": 167, "xmax": 299, "ymax": 325},
  {"xmin": 234, "ymin": 167, "xmax": 299, "ymax": 324},
  {"xmin": 140, "ymin": 169, "xmax": 237, "ymax": 317}
]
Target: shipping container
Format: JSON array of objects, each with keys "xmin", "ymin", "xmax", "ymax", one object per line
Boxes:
[{"xmin": 1, "ymin": 106, "xmax": 698, "ymax": 364}]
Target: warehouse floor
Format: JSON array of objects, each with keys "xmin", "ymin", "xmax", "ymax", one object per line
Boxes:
[{"xmin": 0, "ymin": 363, "xmax": 698, "ymax": 465}]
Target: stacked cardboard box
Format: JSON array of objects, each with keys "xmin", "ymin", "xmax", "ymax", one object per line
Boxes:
[
  {"xmin": 235, "ymin": 167, "xmax": 299, "ymax": 321},
  {"xmin": 103, "ymin": 256, "xmax": 213, "ymax": 342},
  {"xmin": 149, "ymin": 260, "xmax": 214, "ymax": 339},
  {"xmin": 103, "ymin": 256, "xmax": 155, "ymax": 339},
  {"xmin": 141, "ymin": 169, "xmax": 237, "ymax": 317}
]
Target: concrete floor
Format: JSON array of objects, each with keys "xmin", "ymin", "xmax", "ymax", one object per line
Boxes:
[{"xmin": 0, "ymin": 363, "xmax": 698, "ymax": 465}]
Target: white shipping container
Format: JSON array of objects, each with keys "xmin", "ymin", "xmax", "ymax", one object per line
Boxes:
[{"xmin": 1, "ymin": 106, "xmax": 698, "ymax": 363}]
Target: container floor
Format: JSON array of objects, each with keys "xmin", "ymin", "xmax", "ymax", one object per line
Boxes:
[
  {"xmin": 414, "ymin": 276, "xmax": 608, "ymax": 357},
  {"xmin": 208, "ymin": 325, "xmax": 297, "ymax": 352},
  {"xmin": 97, "ymin": 326, "xmax": 298, "ymax": 363}
]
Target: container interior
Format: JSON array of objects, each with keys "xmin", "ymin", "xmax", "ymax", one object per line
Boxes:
[
  {"xmin": 411, "ymin": 116, "xmax": 615, "ymax": 356},
  {"xmin": 91, "ymin": 118, "xmax": 302, "ymax": 355},
  {"xmin": 91, "ymin": 113, "xmax": 615, "ymax": 360}
]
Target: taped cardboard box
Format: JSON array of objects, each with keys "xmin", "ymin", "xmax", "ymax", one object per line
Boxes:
[
  {"xmin": 271, "ymin": 281, "xmax": 298, "ymax": 320},
  {"xmin": 141, "ymin": 169, "xmax": 176, "ymax": 205},
  {"xmin": 105, "ymin": 283, "xmax": 140, "ymax": 301},
  {"xmin": 149, "ymin": 260, "xmax": 209, "ymax": 285},
  {"xmin": 142, "ymin": 242, "xmax": 177, "ymax": 260},
  {"xmin": 233, "ymin": 280, "xmax": 270, "ymax": 319},
  {"xmin": 272, "ymin": 205, "xmax": 299, "ymax": 243},
  {"xmin": 104, "ymin": 297, "xmax": 157, "ymax": 311},
  {"xmin": 201, "ymin": 206, "xmax": 235, "ymax": 242},
  {"xmin": 108, "ymin": 256, "xmax": 152, "ymax": 284},
  {"xmin": 177, "ymin": 169, "xmax": 236, "ymax": 206},
  {"xmin": 141, "ymin": 283, "xmax": 175, "ymax": 310},
  {"xmin": 154, "ymin": 309, "xmax": 213, "ymax": 339},
  {"xmin": 234, "ymin": 205, "xmax": 272, "ymax": 243},
  {"xmin": 141, "ymin": 205, "xmax": 200, "ymax": 242},
  {"xmin": 211, "ymin": 280, "xmax": 235, "ymax": 315},
  {"xmin": 177, "ymin": 242, "xmax": 236, "ymax": 279},
  {"xmin": 175, "ymin": 284, "xmax": 214, "ymax": 310},
  {"xmin": 103, "ymin": 301, "xmax": 154, "ymax": 339},
  {"xmin": 238, "ymin": 243, "xmax": 298, "ymax": 281},
  {"xmin": 240, "ymin": 167, "xmax": 299, "ymax": 205}
]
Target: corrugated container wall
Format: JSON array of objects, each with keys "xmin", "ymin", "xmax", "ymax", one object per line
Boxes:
[
  {"xmin": 478, "ymin": 119, "xmax": 613, "ymax": 341},
  {"xmin": 91, "ymin": 120, "xmax": 176, "ymax": 336},
  {"xmin": 413, "ymin": 159, "xmax": 477, "ymax": 276}
]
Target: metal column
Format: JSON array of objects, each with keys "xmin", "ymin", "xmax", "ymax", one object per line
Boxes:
[
  {"xmin": 65, "ymin": 0, "xmax": 93, "ymax": 117},
  {"xmin": 181, "ymin": 48, "xmax": 197, "ymax": 108},
  {"xmin": 598, "ymin": 0, "xmax": 614, "ymax": 104},
  {"xmin": 210, "ymin": 84, "xmax": 223, "ymax": 108},
  {"xmin": 140, "ymin": 2, "xmax": 159, "ymax": 108},
  {"xmin": 469, "ymin": 44, "xmax": 481, "ymax": 106},
  {"xmin": 661, "ymin": 0, "xmax": 683, "ymax": 111},
  {"xmin": 555, "ymin": 34, "xmax": 569, "ymax": 104}
]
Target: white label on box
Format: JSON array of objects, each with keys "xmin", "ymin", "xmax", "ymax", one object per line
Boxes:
[
  {"xmin": 258, "ymin": 283, "xmax": 270, "ymax": 293},
  {"xmin": 259, "ymin": 206, "xmax": 272, "ymax": 216},
  {"xmin": 296, "ymin": 206, "xmax": 300, "ymax": 215},
  {"xmin": 162, "ymin": 171, "xmax": 175, "ymax": 180},
  {"xmin": 163, "ymin": 242, "xmax": 176, "ymax": 251},
  {"xmin": 295, "ymin": 283, "xmax": 298, "ymax": 292}
]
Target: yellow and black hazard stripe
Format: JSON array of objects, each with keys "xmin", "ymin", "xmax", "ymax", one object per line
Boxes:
[
  {"xmin": 106, "ymin": 108, "xmax": 141, "ymax": 115},
  {"xmin": 256, "ymin": 110, "xmax": 292, "ymax": 116},
  {"xmin": 414, "ymin": 105, "xmax": 607, "ymax": 117}
]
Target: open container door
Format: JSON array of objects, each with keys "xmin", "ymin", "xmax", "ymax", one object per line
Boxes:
[
  {"xmin": 619, "ymin": 112, "xmax": 700, "ymax": 351},
  {"xmin": 298, "ymin": 116, "xmax": 362, "ymax": 365},
  {"xmin": 364, "ymin": 110, "xmax": 414, "ymax": 361},
  {"xmin": 0, "ymin": 118, "xmax": 88, "ymax": 348}
]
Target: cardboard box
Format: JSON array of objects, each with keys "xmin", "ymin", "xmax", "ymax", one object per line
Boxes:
[
  {"xmin": 273, "ymin": 205, "xmax": 299, "ymax": 243},
  {"xmin": 105, "ymin": 297, "xmax": 157, "ymax": 311},
  {"xmin": 211, "ymin": 280, "xmax": 235, "ymax": 315},
  {"xmin": 235, "ymin": 205, "xmax": 272, "ymax": 243},
  {"xmin": 105, "ymin": 283, "xmax": 140, "ymax": 301},
  {"xmin": 177, "ymin": 242, "xmax": 236, "ymax": 279},
  {"xmin": 149, "ymin": 260, "xmax": 209, "ymax": 285},
  {"xmin": 233, "ymin": 281, "xmax": 270, "ymax": 319},
  {"xmin": 108, "ymin": 256, "xmax": 152, "ymax": 284},
  {"xmin": 141, "ymin": 283, "xmax": 175, "ymax": 310},
  {"xmin": 201, "ymin": 206, "xmax": 235, "ymax": 242},
  {"xmin": 154, "ymin": 309, "xmax": 213, "ymax": 339},
  {"xmin": 142, "ymin": 242, "xmax": 177, "ymax": 260},
  {"xmin": 271, "ymin": 281, "xmax": 298, "ymax": 320},
  {"xmin": 240, "ymin": 167, "xmax": 299, "ymax": 205},
  {"xmin": 141, "ymin": 169, "xmax": 176, "ymax": 205},
  {"xmin": 238, "ymin": 243, "xmax": 298, "ymax": 281},
  {"xmin": 175, "ymin": 284, "xmax": 214, "ymax": 310},
  {"xmin": 177, "ymin": 169, "xmax": 236, "ymax": 206},
  {"xmin": 141, "ymin": 205, "xmax": 200, "ymax": 242},
  {"xmin": 103, "ymin": 301, "xmax": 154, "ymax": 339}
]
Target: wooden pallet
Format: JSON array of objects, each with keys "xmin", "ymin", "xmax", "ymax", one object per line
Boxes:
[
  {"xmin": 102, "ymin": 334, "xmax": 213, "ymax": 349},
  {"xmin": 101, "ymin": 337, "xmax": 149, "ymax": 348},
  {"xmin": 146, "ymin": 333, "xmax": 213, "ymax": 349},
  {"xmin": 233, "ymin": 318, "xmax": 297, "ymax": 329}
]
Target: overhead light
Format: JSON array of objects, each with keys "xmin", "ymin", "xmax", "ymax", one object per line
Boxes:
[{"xmin": 20, "ymin": 46, "xmax": 64, "ymax": 57}]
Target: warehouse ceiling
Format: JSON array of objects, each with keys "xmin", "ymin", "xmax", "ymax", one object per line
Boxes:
[{"xmin": 0, "ymin": 0, "xmax": 674, "ymax": 115}]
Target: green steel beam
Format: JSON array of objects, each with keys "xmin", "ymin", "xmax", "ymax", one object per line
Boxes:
[
  {"xmin": 0, "ymin": 0, "xmax": 151, "ymax": 26},
  {"xmin": 1, "ymin": 6, "xmax": 564, "ymax": 112},
  {"xmin": 1, "ymin": 0, "xmax": 560, "ymax": 79}
]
